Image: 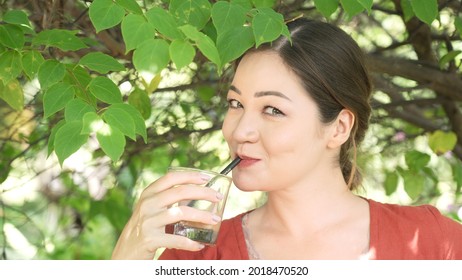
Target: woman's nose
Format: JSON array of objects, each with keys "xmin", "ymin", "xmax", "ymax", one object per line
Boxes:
[{"xmin": 231, "ymin": 112, "xmax": 259, "ymax": 144}]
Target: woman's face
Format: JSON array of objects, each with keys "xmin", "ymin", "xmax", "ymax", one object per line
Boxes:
[{"xmin": 222, "ymin": 51, "xmax": 336, "ymax": 192}]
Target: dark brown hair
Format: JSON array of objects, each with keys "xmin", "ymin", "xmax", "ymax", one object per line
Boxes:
[{"xmin": 247, "ymin": 18, "xmax": 372, "ymax": 190}]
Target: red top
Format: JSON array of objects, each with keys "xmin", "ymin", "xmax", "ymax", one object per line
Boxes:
[{"xmin": 158, "ymin": 199, "xmax": 462, "ymax": 260}]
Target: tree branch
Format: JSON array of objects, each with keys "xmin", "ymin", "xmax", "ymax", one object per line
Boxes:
[{"xmin": 367, "ymin": 54, "xmax": 462, "ymax": 102}]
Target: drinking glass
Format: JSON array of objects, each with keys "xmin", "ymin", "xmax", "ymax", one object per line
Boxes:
[{"xmin": 168, "ymin": 166, "xmax": 233, "ymax": 245}]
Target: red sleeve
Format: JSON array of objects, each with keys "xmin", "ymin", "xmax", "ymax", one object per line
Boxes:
[
  {"xmin": 370, "ymin": 200, "xmax": 462, "ymax": 259},
  {"xmin": 426, "ymin": 206, "xmax": 462, "ymax": 259}
]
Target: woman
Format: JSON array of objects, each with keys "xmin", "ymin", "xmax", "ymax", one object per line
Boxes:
[{"xmin": 112, "ymin": 18, "xmax": 462, "ymax": 260}]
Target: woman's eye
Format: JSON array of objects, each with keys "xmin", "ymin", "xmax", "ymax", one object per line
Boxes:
[
  {"xmin": 227, "ymin": 99, "xmax": 242, "ymax": 109},
  {"xmin": 263, "ymin": 106, "xmax": 285, "ymax": 116}
]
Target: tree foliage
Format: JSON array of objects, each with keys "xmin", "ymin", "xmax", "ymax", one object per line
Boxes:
[{"xmin": 0, "ymin": 0, "xmax": 461, "ymax": 259}]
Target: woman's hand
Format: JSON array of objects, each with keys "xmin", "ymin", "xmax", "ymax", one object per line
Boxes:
[{"xmin": 111, "ymin": 170, "xmax": 223, "ymax": 260}]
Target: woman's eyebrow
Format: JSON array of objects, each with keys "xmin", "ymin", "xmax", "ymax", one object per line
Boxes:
[
  {"xmin": 254, "ymin": 91, "xmax": 292, "ymax": 101},
  {"xmin": 229, "ymin": 85, "xmax": 241, "ymax": 94},
  {"xmin": 229, "ymin": 85, "xmax": 292, "ymax": 101}
]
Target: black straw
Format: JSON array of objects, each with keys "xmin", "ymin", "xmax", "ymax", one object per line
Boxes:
[{"xmin": 220, "ymin": 157, "xmax": 242, "ymax": 175}]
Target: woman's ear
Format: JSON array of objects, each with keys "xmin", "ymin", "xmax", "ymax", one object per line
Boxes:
[{"xmin": 327, "ymin": 109, "xmax": 355, "ymax": 149}]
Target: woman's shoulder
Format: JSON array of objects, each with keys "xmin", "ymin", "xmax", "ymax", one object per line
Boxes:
[
  {"xmin": 369, "ymin": 199, "xmax": 445, "ymax": 219},
  {"xmin": 369, "ymin": 199, "xmax": 462, "ymax": 228},
  {"xmin": 368, "ymin": 199, "xmax": 462, "ymax": 259}
]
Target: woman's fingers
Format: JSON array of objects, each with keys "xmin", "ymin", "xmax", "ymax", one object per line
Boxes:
[
  {"xmin": 132, "ymin": 207, "xmax": 219, "ymax": 254},
  {"xmin": 141, "ymin": 205, "xmax": 221, "ymax": 232},
  {"xmin": 112, "ymin": 171, "xmax": 225, "ymax": 259},
  {"xmin": 144, "ymin": 171, "xmax": 210, "ymax": 195},
  {"xmin": 139, "ymin": 184, "xmax": 223, "ymax": 214}
]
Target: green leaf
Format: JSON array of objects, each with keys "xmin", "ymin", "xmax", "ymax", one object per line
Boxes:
[
  {"xmin": 211, "ymin": 1, "xmax": 247, "ymax": 34},
  {"xmin": 54, "ymin": 121, "xmax": 89, "ymax": 165},
  {"xmin": 428, "ymin": 130, "xmax": 457, "ymax": 155},
  {"xmin": 21, "ymin": 50, "xmax": 45, "ymax": 79},
  {"xmin": 314, "ymin": 0, "xmax": 339, "ymax": 18},
  {"xmin": 38, "ymin": 60, "xmax": 66, "ymax": 89},
  {"xmin": 88, "ymin": 76, "xmax": 123, "ymax": 104},
  {"xmin": 169, "ymin": 0, "xmax": 212, "ymax": 30},
  {"xmin": 0, "ymin": 162, "xmax": 10, "ymax": 184},
  {"xmin": 146, "ymin": 7, "xmax": 184, "ymax": 40},
  {"xmin": 439, "ymin": 50, "xmax": 462, "ymax": 69},
  {"xmin": 64, "ymin": 99, "xmax": 95, "ymax": 122},
  {"xmin": 196, "ymin": 35, "xmax": 221, "ymax": 69},
  {"xmin": 217, "ymin": 25, "xmax": 254, "ymax": 66},
  {"xmin": 3, "ymin": 10, "xmax": 33, "ymax": 30},
  {"xmin": 47, "ymin": 119, "xmax": 66, "ymax": 157},
  {"xmin": 357, "ymin": 0, "xmax": 373, "ymax": 13},
  {"xmin": 81, "ymin": 112, "xmax": 104, "ymax": 134},
  {"xmin": 252, "ymin": 8, "xmax": 284, "ymax": 48},
  {"xmin": 401, "ymin": 170, "xmax": 424, "ymax": 200},
  {"xmin": 0, "ymin": 50, "xmax": 22, "ymax": 84},
  {"xmin": 252, "ymin": 0, "xmax": 275, "ymax": 8},
  {"xmin": 89, "ymin": 0, "xmax": 126, "ymax": 33},
  {"xmin": 180, "ymin": 25, "xmax": 221, "ymax": 68},
  {"xmin": 128, "ymin": 88, "xmax": 152, "ymax": 119},
  {"xmin": 102, "ymin": 106, "xmax": 136, "ymax": 140},
  {"xmin": 422, "ymin": 166, "xmax": 438, "ymax": 183},
  {"xmin": 340, "ymin": 0, "xmax": 365, "ymax": 19},
  {"xmin": 79, "ymin": 52, "xmax": 125, "ymax": 74},
  {"xmin": 384, "ymin": 172, "xmax": 399, "ymax": 196},
  {"xmin": 405, "ymin": 150, "xmax": 431, "ymax": 171},
  {"xmin": 455, "ymin": 17, "xmax": 462, "ymax": 37},
  {"xmin": 197, "ymin": 85, "xmax": 215, "ymax": 102},
  {"xmin": 43, "ymin": 82, "xmax": 75, "ymax": 118},
  {"xmin": 109, "ymin": 103, "xmax": 147, "ymax": 143},
  {"xmin": 0, "ymin": 79, "xmax": 23, "ymax": 111},
  {"xmin": 65, "ymin": 65, "xmax": 92, "ymax": 89},
  {"xmin": 232, "ymin": 0, "xmax": 253, "ymax": 10},
  {"xmin": 33, "ymin": 29, "xmax": 87, "ymax": 51},
  {"xmin": 453, "ymin": 161, "xmax": 462, "ymax": 195},
  {"xmin": 0, "ymin": 24, "xmax": 25, "ymax": 49},
  {"xmin": 96, "ymin": 123, "xmax": 126, "ymax": 162},
  {"xmin": 66, "ymin": 66, "xmax": 98, "ymax": 106},
  {"xmin": 401, "ymin": 0, "xmax": 415, "ymax": 22},
  {"xmin": 169, "ymin": 39, "xmax": 196, "ymax": 69},
  {"xmin": 121, "ymin": 14, "xmax": 156, "ymax": 52},
  {"xmin": 115, "ymin": 0, "xmax": 143, "ymax": 14},
  {"xmin": 133, "ymin": 39, "xmax": 170, "ymax": 74},
  {"xmin": 202, "ymin": 19, "xmax": 218, "ymax": 42},
  {"xmin": 410, "ymin": 0, "xmax": 438, "ymax": 25},
  {"xmin": 179, "ymin": 24, "xmax": 202, "ymax": 41},
  {"xmin": 147, "ymin": 74, "xmax": 162, "ymax": 93}
]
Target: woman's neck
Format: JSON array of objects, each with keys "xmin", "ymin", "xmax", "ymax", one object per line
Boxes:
[
  {"xmin": 257, "ymin": 169, "xmax": 361, "ymax": 236},
  {"xmin": 244, "ymin": 166, "xmax": 370, "ymax": 260}
]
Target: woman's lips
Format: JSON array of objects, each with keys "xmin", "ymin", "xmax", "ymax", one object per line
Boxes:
[{"xmin": 237, "ymin": 156, "xmax": 260, "ymax": 167}]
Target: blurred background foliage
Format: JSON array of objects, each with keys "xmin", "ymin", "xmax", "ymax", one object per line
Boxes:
[{"xmin": 0, "ymin": 0, "xmax": 461, "ymax": 259}]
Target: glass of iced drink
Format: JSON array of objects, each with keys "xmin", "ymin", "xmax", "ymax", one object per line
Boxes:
[{"xmin": 168, "ymin": 166, "xmax": 233, "ymax": 245}]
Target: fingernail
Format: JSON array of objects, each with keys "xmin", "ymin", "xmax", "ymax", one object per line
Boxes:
[
  {"xmin": 212, "ymin": 214, "xmax": 221, "ymax": 223},
  {"xmin": 216, "ymin": 192, "xmax": 224, "ymax": 200},
  {"xmin": 198, "ymin": 243, "xmax": 205, "ymax": 250},
  {"xmin": 200, "ymin": 174, "xmax": 211, "ymax": 182}
]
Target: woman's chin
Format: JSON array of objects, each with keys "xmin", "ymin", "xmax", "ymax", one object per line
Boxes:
[{"xmin": 233, "ymin": 178, "xmax": 267, "ymax": 192}]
